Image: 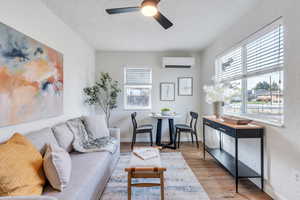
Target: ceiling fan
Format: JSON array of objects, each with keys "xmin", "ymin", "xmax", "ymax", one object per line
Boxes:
[{"xmin": 105, "ymin": 0, "xmax": 173, "ymax": 30}]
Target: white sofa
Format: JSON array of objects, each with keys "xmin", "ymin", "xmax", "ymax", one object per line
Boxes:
[{"xmin": 0, "ymin": 117, "xmax": 120, "ymax": 200}]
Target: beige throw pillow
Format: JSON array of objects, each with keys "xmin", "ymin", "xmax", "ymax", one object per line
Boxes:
[{"xmin": 43, "ymin": 144, "xmax": 72, "ymax": 191}]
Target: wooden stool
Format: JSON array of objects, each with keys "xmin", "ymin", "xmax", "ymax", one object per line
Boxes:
[{"xmin": 125, "ymin": 147, "xmax": 166, "ymax": 200}]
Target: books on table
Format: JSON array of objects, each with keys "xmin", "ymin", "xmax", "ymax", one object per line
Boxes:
[{"xmin": 133, "ymin": 148, "xmax": 159, "ymax": 160}]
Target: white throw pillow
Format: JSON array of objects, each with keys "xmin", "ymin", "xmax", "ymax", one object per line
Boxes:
[
  {"xmin": 83, "ymin": 115, "xmax": 110, "ymax": 138},
  {"xmin": 43, "ymin": 143, "xmax": 72, "ymax": 191}
]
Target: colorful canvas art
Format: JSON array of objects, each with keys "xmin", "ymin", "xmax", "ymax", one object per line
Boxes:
[{"xmin": 0, "ymin": 22, "xmax": 63, "ymax": 127}]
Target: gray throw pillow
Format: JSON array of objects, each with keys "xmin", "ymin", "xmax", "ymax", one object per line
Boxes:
[
  {"xmin": 26, "ymin": 127, "xmax": 59, "ymax": 155},
  {"xmin": 43, "ymin": 143, "xmax": 72, "ymax": 191},
  {"xmin": 82, "ymin": 115, "xmax": 110, "ymax": 138},
  {"xmin": 52, "ymin": 123, "xmax": 74, "ymax": 152}
]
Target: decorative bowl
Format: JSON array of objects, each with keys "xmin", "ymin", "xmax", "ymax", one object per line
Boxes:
[{"xmin": 161, "ymin": 111, "xmax": 171, "ymax": 116}]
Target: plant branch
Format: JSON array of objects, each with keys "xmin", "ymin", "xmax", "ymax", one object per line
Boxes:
[{"xmin": 83, "ymin": 72, "xmax": 121, "ymax": 128}]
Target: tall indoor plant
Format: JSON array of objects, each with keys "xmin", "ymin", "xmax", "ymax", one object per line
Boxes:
[{"xmin": 83, "ymin": 72, "xmax": 121, "ymax": 127}]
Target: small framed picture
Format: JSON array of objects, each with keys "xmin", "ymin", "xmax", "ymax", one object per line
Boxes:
[
  {"xmin": 178, "ymin": 77, "xmax": 193, "ymax": 96},
  {"xmin": 160, "ymin": 82, "xmax": 175, "ymax": 101}
]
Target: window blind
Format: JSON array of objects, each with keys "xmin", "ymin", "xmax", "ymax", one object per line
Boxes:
[
  {"xmin": 125, "ymin": 68, "xmax": 152, "ymax": 85},
  {"xmin": 246, "ymin": 25, "xmax": 284, "ymax": 74},
  {"xmin": 219, "ymin": 47, "xmax": 242, "ymax": 81}
]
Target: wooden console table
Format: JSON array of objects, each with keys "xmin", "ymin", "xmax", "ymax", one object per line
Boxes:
[{"xmin": 202, "ymin": 116, "xmax": 264, "ymax": 193}]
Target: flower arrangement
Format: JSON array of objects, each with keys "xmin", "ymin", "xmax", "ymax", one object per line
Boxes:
[
  {"xmin": 203, "ymin": 78, "xmax": 239, "ymax": 118},
  {"xmin": 203, "ymin": 82, "xmax": 236, "ymax": 104}
]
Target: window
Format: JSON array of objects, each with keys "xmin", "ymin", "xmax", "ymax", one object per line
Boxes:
[
  {"xmin": 216, "ymin": 19, "xmax": 284, "ymax": 125},
  {"xmin": 124, "ymin": 68, "xmax": 152, "ymax": 110}
]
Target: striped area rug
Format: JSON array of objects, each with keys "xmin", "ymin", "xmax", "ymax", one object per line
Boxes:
[{"xmin": 101, "ymin": 152, "xmax": 210, "ymax": 200}]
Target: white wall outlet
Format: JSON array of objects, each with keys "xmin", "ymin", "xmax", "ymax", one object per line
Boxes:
[
  {"xmin": 292, "ymin": 169, "xmax": 300, "ymax": 198},
  {"xmin": 293, "ymin": 169, "xmax": 300, "ymax": 183},
  {"xmin": 296, "ymin": 173, "xmax": 300, "ymax": 182}
]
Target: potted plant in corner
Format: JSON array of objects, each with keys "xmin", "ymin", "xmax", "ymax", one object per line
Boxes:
[{"xmin": 83, "ymin": 72, "xmax": 121, "ymax": 127}]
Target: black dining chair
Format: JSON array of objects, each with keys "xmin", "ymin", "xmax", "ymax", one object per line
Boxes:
[
  {"xmin": 175, "ymin": 112, "xmax": 199, "ymax": 149},
  {"xmin": 131, "ymin": 112, "xmax": 153, "ymax": 150}
]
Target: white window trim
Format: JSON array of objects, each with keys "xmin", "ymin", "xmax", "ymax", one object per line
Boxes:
[
  {"xmin": 216, "ymin": 18, "xmax": 285, "ymax": 126},
  {"xmin": 123, "ymin": 67, "xmax": 153, "ymax": 110}
]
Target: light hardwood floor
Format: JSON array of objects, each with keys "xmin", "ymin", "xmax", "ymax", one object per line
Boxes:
[{"xmin": 121, "ymin": 142, "xmax": 272, "ymax": 200}]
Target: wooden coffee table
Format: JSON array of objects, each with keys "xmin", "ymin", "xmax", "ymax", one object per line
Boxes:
[{"xmin": 125, "ymin": 147, "xmax": 166, "ymax": 200}]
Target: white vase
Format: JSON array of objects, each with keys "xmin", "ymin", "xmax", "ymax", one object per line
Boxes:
[{"xmin": 213, "ymin": 101, "xmax": 223, "ymax": 118}]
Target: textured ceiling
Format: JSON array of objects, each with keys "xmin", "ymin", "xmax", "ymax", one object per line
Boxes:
[{"xmin": 42, "ymin": 0, "xmax": 259, "ymax": 51}]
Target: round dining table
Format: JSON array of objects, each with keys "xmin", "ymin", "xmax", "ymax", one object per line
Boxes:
[{"xmin": 149, "ymin": 113, "xmax": 181, "ymax": 149}]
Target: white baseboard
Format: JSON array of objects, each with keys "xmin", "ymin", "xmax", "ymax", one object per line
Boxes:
[
  {"xmin": 264, "ymin": 184, "xmax": 276, "ymax": 199},
  {"xmin": 121, "ymin": 137, "xmax": 201, "ymax": 143},
  {"xmin": 264, "ymin": 184, "xmax": 288, "ymax": 200}
]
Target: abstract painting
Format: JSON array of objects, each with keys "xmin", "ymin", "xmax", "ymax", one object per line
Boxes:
[{"xmin": 0, "ymin": 22, "xmax": 63, "ymax": 127}]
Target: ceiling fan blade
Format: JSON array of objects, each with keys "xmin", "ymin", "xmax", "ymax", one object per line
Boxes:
[
  {"xmin": 153, "ymin": 12, "xmax": 173, "ymax": 29},
  {"xmin": 106, "ymin": 7, "xmax": 140, "ymax": 15}
]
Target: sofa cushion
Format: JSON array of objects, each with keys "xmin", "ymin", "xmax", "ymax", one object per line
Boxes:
[
  {"xmin": 26, "ymin": 128, "xmax": 59, "ymax": 155},
  {"xmin": 43, "ymin": 144, "xmax": 72, "ymax": 191},
  {"xmin": 52, "ymin": 123, "xmax": 74, "ymax": 152},
  {"xmin": 43, "ymin": 151, "xmax": 114, "ymax": 200},
  {"xmin": 0, "ymin": 133, "xmax": 45, "ymax": 196},
  {"xmin": 82, "ymin": 115, "xmax": 110, "ymax": 138}
]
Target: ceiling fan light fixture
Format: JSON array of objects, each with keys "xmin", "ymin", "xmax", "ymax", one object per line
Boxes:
[
  {"xmin": 141, "ymin": 5, "xmax": 158, "ymax": 17},
  {"xmin": 105, "ymin": 0, "xmax": 173, "ymax": 29}
]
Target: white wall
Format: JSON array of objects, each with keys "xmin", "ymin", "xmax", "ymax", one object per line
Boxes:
[
  {"xmin": 96, "ymin": 51, "xmax": 201, "ymax": 142},
  {"xmin": 200, "ymin": 0, "xmax": 300, "ymax": 199},
  {"xmin": 0, "ymin": 0, "xmax": 95, "ymax": 142}
]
